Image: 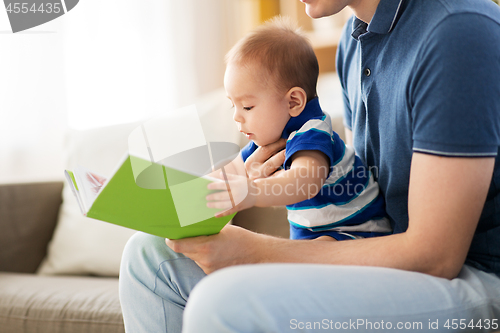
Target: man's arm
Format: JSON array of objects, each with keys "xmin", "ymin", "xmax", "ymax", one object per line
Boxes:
[
  {"xmin": 168, "ymin": 153, "xmax": 494, "ymax": 279},
  {"xmin": 254, "ymin": 153, "xmax": 493, "ymax": 278}
]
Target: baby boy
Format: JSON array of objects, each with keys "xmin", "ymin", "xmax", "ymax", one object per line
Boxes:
[{"xmin": 207, "ymin": 17, "xmax": 391, "ymax": 241}]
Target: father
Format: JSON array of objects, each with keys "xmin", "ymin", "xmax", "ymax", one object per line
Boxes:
[{"xmin": 119, "ymin": 0, "xmax": 500, "ymax": 332}]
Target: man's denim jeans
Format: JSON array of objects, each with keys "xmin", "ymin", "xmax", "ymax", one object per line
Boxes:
[{"xmin": 119, "ymin": 232, "xmax": 500, "ymax": 332}]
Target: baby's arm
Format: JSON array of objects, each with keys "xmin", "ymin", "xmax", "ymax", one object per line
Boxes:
[
  {"xmin": 253, "ymin": 150, "xmax": 329, "ymax": 206},
  {"xmin": 207, "ymin": 150, "xmax": 329, "ymax": 216}
]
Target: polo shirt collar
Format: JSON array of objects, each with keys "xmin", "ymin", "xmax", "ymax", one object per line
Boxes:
[
  {"xmin": 281, "ymin": 97, "xmax": 323, "ymax": 139},
  {"xmin": 351, "ymin": 0, "xmax": 404, "ymax": 40}
]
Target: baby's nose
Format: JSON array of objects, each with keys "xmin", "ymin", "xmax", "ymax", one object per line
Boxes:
[{"xmin": 233, "ymin": 109, "xmax": 244, "ymax": 123}]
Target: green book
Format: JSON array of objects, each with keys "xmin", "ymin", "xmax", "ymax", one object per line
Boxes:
[{"xmin": 65, "ymin": 154, "xmax": 235, "ymax": 239}]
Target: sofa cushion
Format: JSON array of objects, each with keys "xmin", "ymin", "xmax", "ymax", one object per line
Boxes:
[
  {"xmin": 36, "ymin": 121, "xmax": 140, "ymax": 277},
  {"xmin": 0, "ymin": 272, "xmax": 124, "ymax": 333},
  {"xmin": 0, "ymin": 182, "xmax": 63, "ymax": 273}
]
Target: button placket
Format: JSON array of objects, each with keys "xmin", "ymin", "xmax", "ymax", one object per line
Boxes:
[{"xmin": 359, "ymin": 39, "xmax": 371, "ymax": 102}]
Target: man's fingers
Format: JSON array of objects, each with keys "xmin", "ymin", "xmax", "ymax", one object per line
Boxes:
[
  {"xmin": 246, "ymin": 138, "xmax": 286, "ymax": 164},
  {"xmin": 244, "ymin": 139, "xmax": 286, "ymax": 180},
  {"xmin": 165, "ymin": 235, "xmax": 207, "ymax": 254},
  {"xmin": 247, "ymin": 148, "xmax": 285, "ymax": 179},
  {"xmin": 257, "ymin": 139, "xmax": 286, "ymax": 159},
  {"xmin": 263, "ymin": 138, "xmax": 287, "ymax": 155},
  {"xmin": 260, "ymin": 149, "xmax": 286, "ymax": 177},
  {"xmin": 165, "ymin": 238, "xmax": 188, "ymax": 253}
]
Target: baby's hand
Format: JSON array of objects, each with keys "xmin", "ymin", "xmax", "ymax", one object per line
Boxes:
[{"xmin": 206, "ymin": 172, "xmax": 255, "ymax": 217}]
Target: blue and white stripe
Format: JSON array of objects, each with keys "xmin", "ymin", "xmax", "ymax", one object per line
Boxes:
[
  {"xmin": 241, "ymin": 98, "xmax": 391, "ymax": 239},
  {"xmin": 284, "ymin": 112, "xmax": 390, "ymax": 236}
]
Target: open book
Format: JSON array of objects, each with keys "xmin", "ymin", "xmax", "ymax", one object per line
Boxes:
[
  {"xmin": 65, "ymin": 152, "xmax": 237, "ymax": 239},
  {"xmin": 65, "ymin": 104, "xmax": 244, "ymax": 239}
]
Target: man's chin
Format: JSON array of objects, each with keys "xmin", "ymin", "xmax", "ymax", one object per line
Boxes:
[
  {"xmin": 304, "ymin": 5, "xmax": 324, "ymax": 19},
  {"xmin": 304, "ymin": 3, "xmax": 344, "ymax": 19}
]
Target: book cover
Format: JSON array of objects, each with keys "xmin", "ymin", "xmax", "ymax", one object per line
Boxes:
[
  {"xmin": 66, "ymin": 154, "xmax": 234, "ymax": 239},
  {"xmin": 65, "ymin": 104, "xmax": 244, "ymax": 239}
]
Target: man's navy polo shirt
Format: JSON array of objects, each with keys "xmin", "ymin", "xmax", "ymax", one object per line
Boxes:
[{"xmin": 336, "ymin": 0, "xmax": 500, "ymax": 275}]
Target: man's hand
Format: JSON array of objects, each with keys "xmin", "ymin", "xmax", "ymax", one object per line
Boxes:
[
  {"xmin": 245, "ymin": 139, "xmax": 286, "ymax": 180},
  {"xmin": 165, "ymin": 225, "xmax": 263, "ymax": 274}
]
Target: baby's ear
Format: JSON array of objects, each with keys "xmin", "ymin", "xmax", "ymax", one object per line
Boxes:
[{"xmin": 287, "ymin": 87, "xmax": 307, "ymax": 117}]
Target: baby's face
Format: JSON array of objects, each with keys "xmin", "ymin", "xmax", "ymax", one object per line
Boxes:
[{"xmin": 224, "ymin": 62, "xmax": 291, "ymax": 147}]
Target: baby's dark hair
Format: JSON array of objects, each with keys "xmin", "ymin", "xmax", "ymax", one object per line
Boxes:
[{"xmin": 225, "ymin": 16, "xmax": 319, "ymax": 102}]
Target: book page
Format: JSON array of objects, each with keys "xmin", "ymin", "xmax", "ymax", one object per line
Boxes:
[
  {"xmin": 64, "ymin": 170, "xmax": 85, "ymax": 215},
  {"xmin": 73, "ymin": 165, "xmax": 107, "ymax": 214}
]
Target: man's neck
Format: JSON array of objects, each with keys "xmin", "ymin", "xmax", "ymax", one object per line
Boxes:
[{"xmin": 348, "ymin": 0, "xmax": 381, "ymax": 23}]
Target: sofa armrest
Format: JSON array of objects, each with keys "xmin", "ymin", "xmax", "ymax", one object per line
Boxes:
[{"xmin": 0, "ymin": 182, "xmax": 63, "ymax": 273}]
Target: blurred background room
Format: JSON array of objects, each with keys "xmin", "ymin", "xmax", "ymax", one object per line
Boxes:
[
  {"xmin": 2, "ymin": 1, "xmax": 499, "ymax": 332},
  {"xmin": 0, "ymin": 0, "xmax": 351, "ymax": 184},
  {"xmin": 0, "ymin": 2, "xmax": 352, "ymax": 329}
]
